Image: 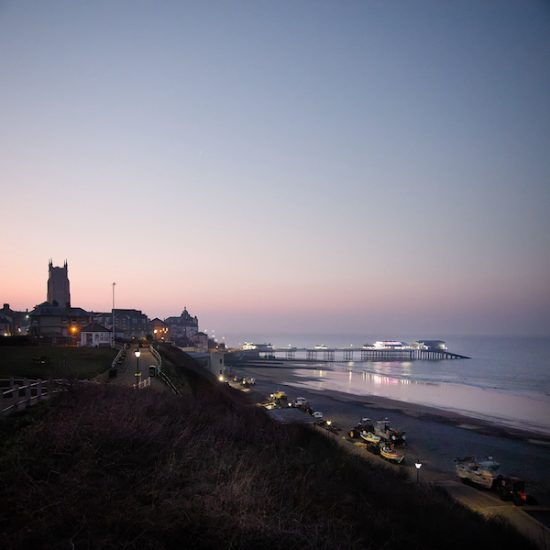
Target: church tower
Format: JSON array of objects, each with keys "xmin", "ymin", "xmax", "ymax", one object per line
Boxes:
[{"xmin": 47, "ymin": 259, "xmax": 71, "ymax": 308}]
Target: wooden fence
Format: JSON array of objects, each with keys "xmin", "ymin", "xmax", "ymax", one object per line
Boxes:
[{"xmin": 1, "ymin": 378, "xmax": 70, "ymax": 416}]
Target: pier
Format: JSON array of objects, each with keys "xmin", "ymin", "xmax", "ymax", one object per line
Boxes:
[
  {"xmin": 255, "ymin": 347, "xmax": 469, "ymax": 362},
  {"xmin": 274, "ymin": 346, "xmax": 469, "ymax": 361}
]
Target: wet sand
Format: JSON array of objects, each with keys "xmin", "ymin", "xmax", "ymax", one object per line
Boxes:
[
  {"xmin": 295, "ymin": 362, "xmax": 550, "ymax": 435},
  {"xmin": 231, "ymin": 363, "xmax": 550, "ymax": 504}
]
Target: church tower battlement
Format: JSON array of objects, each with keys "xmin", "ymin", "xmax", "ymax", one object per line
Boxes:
[{"xmin": 47, "ymin": 259, "xmax": 71, "ymax": 308}]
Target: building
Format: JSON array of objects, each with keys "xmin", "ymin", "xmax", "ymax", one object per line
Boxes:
[
  {"xmin": 29, "ymin": 302, "xmax": 91, "ymax": 344},
  {"xmin": 192, "ymin": 331, "xmax": 208, "ymax": 352},
  {"xmin": 164, "ymin": 307, "xmax": 199, "ymax": 346},
  {"xmin": 413, "ymin": 340, "xmax": 447, "ymax": 351},
  {"xmin": 0, "ymin": 315, "xmax": 10, "ymax": 337},
  {"xmin": 372, "ymin": 341, "xmax": 411, "ymax": 350},
  {"xmin": 242, "ymin": 342, "xmax": 272, "ymax": 351},
  {"xmin": 28, "ymin": 260, "xmax": 91, "ymax": 343},
  {"xmin": 93, "ymin": 309, "xmax": 149, "ymax": 340},
  {"xmin": 150, "ymin": 318, "xmax": 169, "ymax": 342},
  {"xmin": 80, "ymin": 322, "xmax": 112, "ymax": 347},
  {"xmin": 0, "ymin": 304, "xmax": 30, "ymax": 336},
  {"xmin": 47, "ymin": 260, "xmax": 71, "ymax": 308},
  {"xmin": 186, "ymin": 350, "xmax": 225, "ymax": 377}
]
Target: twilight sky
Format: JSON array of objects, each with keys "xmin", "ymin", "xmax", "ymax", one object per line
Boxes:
[{"xmin": 1, "ymin": 0, "xmax": 549, "ymax": 338}]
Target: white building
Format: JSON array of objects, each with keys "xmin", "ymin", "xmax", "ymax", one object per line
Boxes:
[{"xmin": 80, "ymin": 322, "xmax": 112, "ymax": 347}]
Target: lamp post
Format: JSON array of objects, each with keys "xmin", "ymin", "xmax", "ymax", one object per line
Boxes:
[
  {"xmin": 415, "ymin": 459, "xmax": 423, "ymax": 484},
  {"xmin": 134, "ymin": 349, "xmax": 141, "ymax": 388},
  {"xmin": 112, "ymin": 282, "xmax": 116, "ymax": 347}
]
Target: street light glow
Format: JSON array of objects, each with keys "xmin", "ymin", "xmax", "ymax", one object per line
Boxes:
[{"xmin": 415, "ymin": 459, "xmax": 423, "ymax": 484}]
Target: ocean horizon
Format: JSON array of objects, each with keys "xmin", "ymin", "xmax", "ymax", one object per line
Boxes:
[{"xmin": 224, "ymin": 334, "xmax": 550, "ymax": 393}]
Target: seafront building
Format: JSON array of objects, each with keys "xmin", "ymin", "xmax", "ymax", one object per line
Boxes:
[
  {"xmin": 2, "ymin": 259, "xmax": 212, "ymax": 349},
  {"xmin": 365, "ymin": 340, "xmax": 448, "ymax": 351},
  {"xmin": 164, "ymin": 308, "xmax": 199, "ymax": 344},
  {"xmin": 413, "ymin": 340, "xmax": 448, "ymax": 351}
]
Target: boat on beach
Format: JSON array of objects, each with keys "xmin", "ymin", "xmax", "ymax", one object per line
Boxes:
[
  {"xmin": 455, "ymin": 456, "xmax": 500, "ymax": 489},
  {"xmin": 380, "ymin": 444, "xmax": 405, "ymax": 464},
  {"xmin": 360, "ymin": 429, "xmax": 381, "ymax": 445}
]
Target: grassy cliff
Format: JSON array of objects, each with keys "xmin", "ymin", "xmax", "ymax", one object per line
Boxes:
[
  {"xmin": 0, "ymin": 348, "xmax": 534, "ymax": 549},
  {"xmin": 0, "ymin": 345, "xmax": 116, "ymax": 379}
]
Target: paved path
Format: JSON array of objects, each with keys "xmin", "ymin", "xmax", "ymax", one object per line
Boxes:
[
  {"xmin": 102, "ymin": 346, "xmax": 169, "ymax": 392},
  {"xmin": 437, "ymin": 479, "xmax": 550, "ymax": 549}
]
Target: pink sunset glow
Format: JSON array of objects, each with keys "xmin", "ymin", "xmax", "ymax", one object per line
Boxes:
[{"xmin": 1, "ymin": 1, "xmax": 549, "ymax": 339}]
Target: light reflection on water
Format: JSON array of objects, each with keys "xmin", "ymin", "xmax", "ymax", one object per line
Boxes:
[
  {"xmin": 339, "ymin": 369, "xmax": 413, "ymax": 387},
  {"xmin": 291, "ymin": 366, "xmax": 550, "ymax": 435}
]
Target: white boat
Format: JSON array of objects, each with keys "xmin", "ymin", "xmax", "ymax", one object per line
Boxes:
[
  {"xmin": 360, "ymin": 430, "xmax": 381, "ymax": 445},
  {"xmin": 455, "ymin": 457, "xmax": 500, "ymax": 489}
]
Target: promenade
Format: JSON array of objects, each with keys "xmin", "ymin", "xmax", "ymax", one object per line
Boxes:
[{"xmin": 103, "ymin": 345, "xmax": 168, "ymax": 392}]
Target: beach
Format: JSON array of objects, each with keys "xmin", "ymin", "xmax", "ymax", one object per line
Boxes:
[{"xmin": 230, "ymin": 362, "xmax": 550, "ymax": 505}]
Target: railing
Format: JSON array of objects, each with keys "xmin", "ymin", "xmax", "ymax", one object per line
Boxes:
[
  {"xmin": 1, "ymin": 378, "xmax": 70, "ymax": 416},
  {"xmin": 111, "ymin": 347, "xmax": 126, "ymax": 369},
  {"xmin": 150, "ymin": 345, "xmax": 179, "ymax": 395},
  {"xmin": 150, "ymin": 345, "xmax": 162, "ymax": 368}
]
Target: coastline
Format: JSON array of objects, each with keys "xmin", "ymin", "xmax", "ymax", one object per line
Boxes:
[
  {"xmin": 289, "ymin": 384, "xmax": 550, "ymax": 445},
  {"xmin": 233, "ymin": 360, "xmax": 550, "ymax": 439},
  {"xmin": 233, "ymin": 362, "xmax": 550, "ymax": 505},
  {"xmin": 234, "ymin": 362, "xmax": 550, "ymax": 443}
]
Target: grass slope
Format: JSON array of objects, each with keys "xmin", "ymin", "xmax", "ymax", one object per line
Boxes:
[
  {"xmin": 0, "ymin": 352, "xmax": 535, "ymax": 549},
  {"xmin": 0, "ymin": 346, "xmax": 116, "ymax": 379}
]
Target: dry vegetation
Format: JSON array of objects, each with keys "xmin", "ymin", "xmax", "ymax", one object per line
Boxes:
[
  {"xmin": 0, "ymin": 349, "xmax": 535, "ymax": 550},
  {"xmin": 0, "ymin": 344, "xmax": 116, "ymax": 379}
]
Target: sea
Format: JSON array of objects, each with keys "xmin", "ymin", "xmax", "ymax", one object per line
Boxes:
[{"xmin": 225, "ymin": 334, "xmax": 550, "ymax": 435}]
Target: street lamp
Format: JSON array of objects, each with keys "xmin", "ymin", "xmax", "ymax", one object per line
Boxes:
[
  {"xmin": 134, "ymin": 349, "xmax": 141, "ymax": 388},
  {"xmin": 415, "ymin": 459, "xmax": 423, "ymax": 484},
  {"xmin": 112, "ymin": 282, "xmax": 116, "ymax": 348}
]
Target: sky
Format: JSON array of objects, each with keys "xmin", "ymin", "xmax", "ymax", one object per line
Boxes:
[{"xmin": 1, "ymin": 0, "xmax": 549, "ymax": 339}]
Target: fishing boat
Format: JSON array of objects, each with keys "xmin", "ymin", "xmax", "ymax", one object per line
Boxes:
[
  {"xmin": 360, "ymin": 429, "xmax": 381, "ymax": 445},
  {"xmin": 455, "ymin": 456, "xmax": 500, "ymax": 489},
  {"xmin": 380, "ymin": 444, "xmax": 405, "ymax": 464}
]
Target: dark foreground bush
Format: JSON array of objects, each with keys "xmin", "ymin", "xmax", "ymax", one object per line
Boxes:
[
  {"xmin": 0, "ymin": 384, "xmax": 534, "ymax": 550},
  {"xmin": 0, "ymin": 345, "xmax": 116, "ymax": 379}
]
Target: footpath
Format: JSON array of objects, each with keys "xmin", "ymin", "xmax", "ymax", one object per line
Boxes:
[{"xmin": 98, "ymin": 345, "xmax": 169, "ymax": 393}]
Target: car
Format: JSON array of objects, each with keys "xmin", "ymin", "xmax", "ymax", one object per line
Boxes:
[
  {"xmin": 495, "ymin": 475, "xmax": 528, "ymax": 506},
  {"xmin": 261, "ymin": 391, "xmax": 288, "ymax": 409},
  {"xmin": 289, "ymin": 397, "xmax": 313, "ymax": 413}
]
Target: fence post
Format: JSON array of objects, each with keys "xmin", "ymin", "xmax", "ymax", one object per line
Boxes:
[
  {"xmin": 24, "ymin": 378, "xmax": 31, "ymax": 408},
  {"xmin": 14, "ymin": 380, "xmax": 21, "ymax": 411}
]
